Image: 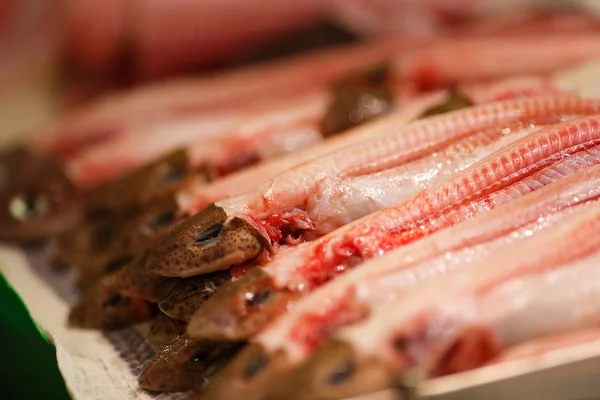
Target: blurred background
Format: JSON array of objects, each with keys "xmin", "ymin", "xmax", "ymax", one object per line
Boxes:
[
  {"xmin": 3, "ymin": 0, "xmax": 599, "ymax": 147},
  {"xmin": 1, "ymin": 0, "xmax": 600, "ymax": 398}
]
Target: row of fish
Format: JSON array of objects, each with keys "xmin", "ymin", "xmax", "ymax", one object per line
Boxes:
[{"xmin": 5, "ymin": 20, "xmax": 600, "ymax": 399}]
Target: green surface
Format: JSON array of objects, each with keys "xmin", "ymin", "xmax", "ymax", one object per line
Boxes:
[{"xmin": 0, "ymin": 273, "xmax": 71, "ymax": 400}]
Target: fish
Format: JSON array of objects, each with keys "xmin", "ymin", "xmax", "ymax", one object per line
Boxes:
[
  {"xmin": 61, "ymin": 75, "xmax": 569, "ymax": 258},
  {"xmin": 63, "ymin": 196, "xmax": 187, "ymax": 287},
  {"xmin": 148, "ymin": 94, "xmax": 592, "ymax": 279},
  {"xmin": 145, "ymin": 312, "xmax": 188, "ymax": 351},
  {"xmin": 275, "ymin": 198, "xmax": 600, "ymax": 399},
  {"xmin": 159, "ymin": 270, "xmax": 234, "ymax": 321},
  {"xmin": 1, "ymin": 43, "xmax": 409, "ymax": 242},
  {"xmin": 184, "ymin": 108, "xmax": 600, "ymax": 341},
  {"xmin": 108, "ymin": 253, "xmax": 176, "ymax": 302},
  {"xmin": 0, "ymin": 157, "xmax": 83, "ymax": 242},
  {"xmin": 197, "ymin": 161, "xmax": 600, "ymax": 400},
  {"xmin": 35, "ymin": 37, "xmax": 410, "ymax": 159},
  {"xmin": 138, "ymin": 334, "xmax": 243, "ymax": 392},
  {"xmin": 67, "ymin": 279, "xmax": 155, "ymax": 330}
]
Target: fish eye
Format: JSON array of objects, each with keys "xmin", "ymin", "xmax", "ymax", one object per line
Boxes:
[
  {"xmin": 102, "ymin": 293, "xmax": 123, "ymax": 309},
  {"xmin": 9, "ymin": 191, "xmax": 49, "ymax": 221},
  {"xmin": 150, "ymin": 211, "xmax": 176, "ymax": 231},
  {"xmin": 160, "ymin": 164, "xmax": 186, "ymax": 184},
  {"xmin": 191, "ymin": 348, "xmax": 211, "ymax": 363},
  {"xmin": 327, "ymin": 360, "xmax": 355, "ymax": 385},
  {"xmin": 242, "ymin": 354, "xmax": 269, "ymax": 380},
  {"xmin": 195, "ymin": 224, "xmax": 223, "ymax": 245},
  {"xmin": 245, "ymin": 289, "xmax": 272, "ymax": 307}
]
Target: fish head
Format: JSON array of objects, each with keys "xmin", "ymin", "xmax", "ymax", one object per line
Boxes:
[
  {"xmin": 159, "ymin": 269, "xmax": 233, "ymax": 321},
  {"xmin": 110, "ymin": 253, "xmax": 174, "ymax": 302},
  {"xmin": 84, "ymin": 149, "xmax": 205, "ymax": 215},
  {"xmin": 264, "ymin": 339, "xmax": 394, "ymax": 400},
  {"xmin": 145, "ymin": 313, "xmax": 188, "ymax": 351},
  {"xmin": 124, "ymin": 195, "xmax": 186, "ymax": 253},
  {"xmin": 68, "ymin": 279, "xmax": 155, "ymax": 330},
  {"xmin": 138, "ymin": 334, "xmax": 243, "ymax": 392},
  {"xmin": 53, "ymin": 212, "xmax": 132, "ymax": 267},
  {"xmin": 186, "ymin": 268, "xmax": 297, "ymax": 341},
  {"xmin": 0, "ymin": 159, "xmax": 82, "ymax": 242},
  {"xmin": 193, "ymin": 343, "xmax": 290, "ymax": 400},
  {"xmin": 147, "ymin": 204, "xmax": 270, "ymax": 277},
  {"xmin": 74, "ymin": 253, "xmax": 135, "ymax": 289},
  {"xmin": 0, "ymin": 145, "xmax": 31, "ymax": 191}
]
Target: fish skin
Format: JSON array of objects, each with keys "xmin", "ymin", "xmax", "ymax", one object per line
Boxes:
[
  {"xmin": 147, "ymin": 204, "xmax": 271, "ymax": 277},
  {"xmin": 82, "ymin": 148, "xmax": 202, "ymax": 214},
  {"xmin": 159, "ymin": 270, "xmax": 233, "ymax": 321},
  {"xmin": 187, "ymin": 268, "xmax": 299, "ymax": 341},
  {"xmin": 0, "ymin": 158, "xmax": 83, "ymax": 243},
  {"xmin": 109, "ymin": 253, "xmax": 176, "ymax": 302},
  {"xmin": 68, "ymin": 279, "xmax": 155, "ymax": 330},
  {"xmin": 138, "ymin": 333, "xmax": 243, "ymax": 392},
  {"xmin": 146, "ymin": 312, "xmax": 188, "ymax": 351},
  {"xmin": 190, "ymin": 343, "xmax": 291, "ymax": 400}
]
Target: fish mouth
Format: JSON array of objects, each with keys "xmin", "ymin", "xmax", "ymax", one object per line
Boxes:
[
  {"xmin": 67, "ymin": 280, "xmax": 155, "ymax": 330},
  {"xmin": 187, "ymin": 268, "xmax": 297, "ymax": 341},
  {"xmin": 145, "ymin": 313, "xmax": 188, "ymax": 351},
  {"xmin": 84, "ymin": 149, "xmax": 205, "ymax": 215},
  {"xmin": 147, "ymin": 203, "xmax": 270, "ymax": 277},
  {"xmin": 192, "ymin": 343, "xmax": 290, "ymax": 400},
  {"xmin": 263, "ymin": 339, "xmax": 394, "ymax": 400},
  {"xmin": 158, "ymin": 269, "xmax": 233, "ymax": 321},
  {"xmin": 0, "ymin": 159, "xmax": 83, "ymax": 242},
  {"xmin": 138, "ymin": 334, "xmax": 243, "ymax": 392}
]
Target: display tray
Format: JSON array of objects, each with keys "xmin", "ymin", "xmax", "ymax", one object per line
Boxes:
[{"xmin": 3, "ymin": 59, "xmax": 600, "ymax": 400}]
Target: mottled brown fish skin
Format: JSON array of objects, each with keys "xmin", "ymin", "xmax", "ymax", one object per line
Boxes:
[
  {"xmin": 159, "ymin": 270, "xmax": 233, "ymax": 321},
  {"xmin": 192, "ymin": 343, "xmax": 290, "ymax": 400},
  {"xmin": 147, "ymin": 204, "xmax": 270, "ymax": 277},
  {"xmin": 110, "ymin": 253, "xmax": 176, "ymax": 302},
  {"xmin": 74, "ymin": 253, "xmax": 135, "ymax": 289},
  {"xmin": 83, "ymin": 149, "xmax": 202, "ymax": 214},
  {"xmin": 145, "ymin": 312, "xmax": 188, "ymax": 351},
  {"xmin": 68, "ymin": 279, "xmax": 155, "ymax": 330},
  {"xmin": 263, "ymin": 339, "xmax": 393, "ymax": 400},
  {"xmin": 187, "ymin": 268, "xmax": 298, "ymax": 341},
  {"xmin": 122, "ymin": 195, "xmax": 186, "ymax": 254},
  {"xmin": 53, "ymin": 210, "xmax": 138, "ymax": 268},
  {"xmin": 138, "ymin": 334, "xmax": 243, "ymax": 392},
  {"xmin": 0, "ymin": 146, "xmax": 34, "ymax": 191}
]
